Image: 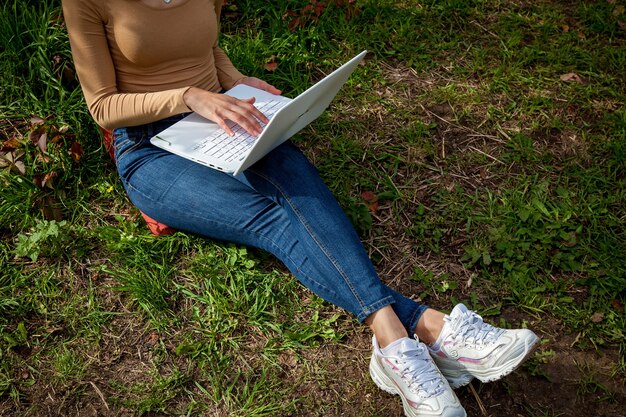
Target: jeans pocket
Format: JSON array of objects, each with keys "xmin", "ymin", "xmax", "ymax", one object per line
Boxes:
[
  {"xmin": 114, "ymin": 138, "xmax": 132, "ymax": 153},
  {"xmin": 115, "ymin": 126, "xmax": 148, "ymax": 163}
]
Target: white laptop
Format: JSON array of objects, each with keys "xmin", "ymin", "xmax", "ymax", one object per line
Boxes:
[{"xmin": 150, "ymin": 50, "xmax": 367, "ymax": 175}]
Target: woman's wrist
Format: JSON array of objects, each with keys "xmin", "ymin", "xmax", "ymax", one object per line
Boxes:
[
  {"xmin": 183, "ymin": 87, "xmax": 209, "ymax": 111},
  {"xmin": 233, "ymin": 76, "xmax": 250, "ymax": 87}
]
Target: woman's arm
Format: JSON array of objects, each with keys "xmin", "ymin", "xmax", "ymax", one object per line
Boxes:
[
  {"xmin": 62, "ymin": 0, "xmax": 191, "ymax": 130},
  {"xmin": 63, "ymin": 0, "xmax": 281, "ymax": 135},
  {"xmin": 212, "ymin": 0, "xmax": 245, "ymax": 90}
]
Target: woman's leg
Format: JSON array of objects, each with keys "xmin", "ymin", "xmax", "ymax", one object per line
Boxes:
[
  {"xmin": 113, "ymin": 121, "xmax": 427, "ymax": 337},
  {"xmin": 113, "ymin": 120, "xmax": 535, "ymax": 417}
]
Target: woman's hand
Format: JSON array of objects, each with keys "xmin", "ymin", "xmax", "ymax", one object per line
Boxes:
[
  {"xmin": 183, "ymin": 87, "xmax": 268, "ymax": 136},
  {"xmin": 234, "ymin": 76, "xmax": 282, "ymax": 95}
]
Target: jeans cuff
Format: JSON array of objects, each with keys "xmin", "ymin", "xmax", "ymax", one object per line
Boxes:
[
  {"xmin": 407, "ymin": 304, "xmax": 429, "ymax": 337},
  {"xmin": 355, "ymin": 296, "xmax": 396, "ymax": 323}
]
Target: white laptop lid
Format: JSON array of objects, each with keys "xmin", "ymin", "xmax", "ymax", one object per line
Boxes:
[{"xmin": 151, "ymin": 50, "xmax": 367, "ymax": 175}]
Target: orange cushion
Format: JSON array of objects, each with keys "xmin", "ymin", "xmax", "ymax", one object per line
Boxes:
[{"xmin": 102, "ymin": 128, "xmax": 176, "ymax": 236}]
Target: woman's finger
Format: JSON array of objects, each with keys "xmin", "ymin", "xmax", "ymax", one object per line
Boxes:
[
  {"xmin": 237, "ymin": 97, "xmax": 269, "ymax": 124},
  {"xmin": 214, "ymin": 116, "xmax": 233, "ymax": 136},
  {"xmin": 222, "ymin": 105, "xmax": 264, "ymax": 136}
]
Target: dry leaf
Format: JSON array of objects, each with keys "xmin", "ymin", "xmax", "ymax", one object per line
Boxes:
[
  {"xmin": 560, "ymin": 72, "xmax": 584, "ymax": 84},
  {"xmin": 264, "ymin": 55, "xmax": 278, "ymax": 72},
  {"xmin": 264, "ymin": 62, "xmax": 278, "ymax": 72},
  {"xmin": 0, "ymin": 151, "xmax": 26, "ymax": 175},
  {"xmin": 591, "ymin": 312, "xmax": 604, "ymax": 323},
  {"xmin": 36, "ymin": 153, "xmax": 51, "ymax": 164},
  {"xmin": 30, "ymin": 116, "xmax": 45, "ymax": 126},
  {"xmin": 50, "ymin": 134, "xmax": 65, "ymax": 145},
  {"xmin": 1, "ymin": 135, "xmax": 22, "ymax": 152},
  {"xmin": 33, "ymin": 171, "xmax": 58, "ymax": 189},
  {"xmin": 145, "ymin": 331, "xmax": 159, "ymax": 347},
  {"xmin": 613, "ymin": 5, "xmax": 624, "ymax": 16},
  {"xmin": 619, "ymin": 21, "xmax": 626, "ymax": 30},
  {"xmin": 29, "ymin": 127, "xmax": 48, "ymax": 153},
  {"xmin": 361, "ymin": 191, "xmax": 379, "ymax": 213},
  {"xmin": 288, "ymin": 17, "xmax": 301, "ymax": 30},
  {"xmin": 69, "ymin": 141, "xmax": 84, "ymax": 163},
  {"xmin": 39, "ymin": 195, "xmax": 63, "ymax": 221},
  {"xmin": 14, "ymin": 161, "xmax": 26, "ymax": 176}
]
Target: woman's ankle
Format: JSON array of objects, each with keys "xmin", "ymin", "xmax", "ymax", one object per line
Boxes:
[
  {"xmin": 366, "ymin": 306, "xmax": 408, "ymax": 348},
  {"xmin": 414, "ymin": 308, "xmax": 446, "ymax": 345}
]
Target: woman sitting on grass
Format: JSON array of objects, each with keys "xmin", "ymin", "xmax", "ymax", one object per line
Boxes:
[{"xmin": 62, "ymin": 0, "xmax": 538, "ymax": 415}]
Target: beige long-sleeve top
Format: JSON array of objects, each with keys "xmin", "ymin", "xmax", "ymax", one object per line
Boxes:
[{"xmin": 62, "ymin": 0, "xmax": 246, "ymax": 129}]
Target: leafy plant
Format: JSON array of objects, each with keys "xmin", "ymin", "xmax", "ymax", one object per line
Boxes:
[
  {"xmin": 462, "ymin": 188, "xmax": 585, "ymax": 274},
  {"xmin": 13, "ymin": 219, "xmax": 68, "ymax": 261}
]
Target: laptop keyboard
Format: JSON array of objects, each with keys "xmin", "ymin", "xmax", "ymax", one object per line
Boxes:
[{"xmin": 191, "ymin": 100, "xmax": 286, "ymax": 163}]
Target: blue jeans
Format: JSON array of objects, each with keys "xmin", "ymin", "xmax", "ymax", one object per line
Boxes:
[{"xmin": 113, "ymin": 115, "xmax": 427, "ymax": 333}]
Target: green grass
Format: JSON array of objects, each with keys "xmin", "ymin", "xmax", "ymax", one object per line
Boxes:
[{"xmin": 1, "ymin": 0, "xmax": 625, "ymax": 416}]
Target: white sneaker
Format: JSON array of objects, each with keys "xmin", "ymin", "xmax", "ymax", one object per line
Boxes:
[
  {"xmin": 370, "ymin": 336, "xmax": 466, "ymax": 417},
  {"xmin": 429, "ymin": 304, "xmax": 540, "ymax": 388}
]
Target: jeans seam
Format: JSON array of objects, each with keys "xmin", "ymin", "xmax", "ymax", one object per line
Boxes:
[
  {"xmin": 115, "ymin": 135, "xmax": 146, "ymax": 163},
  {"xmin": 247, "ymin": 167, "xmax": 372, "ymax": 313}
]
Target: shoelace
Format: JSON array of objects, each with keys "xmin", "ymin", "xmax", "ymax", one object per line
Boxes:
[
  {"xmin": 448, "ymin": 310, "xmax": 504, "ymax": 345},
  {"xmin": 396, "ymin": 342, "xmax": 445, "ymax": 397}
]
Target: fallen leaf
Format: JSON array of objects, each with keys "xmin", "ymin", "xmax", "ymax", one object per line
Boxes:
[
  {"xmin": 34, "ymin": 171, "xmax": 58, "ymax": 189},
  {"xmin": 264, "ymin": 62, "xmax": 278, "ymax": 72},
  {"xmin": 30, "ymin": 116, "xmax": 45, "ymax": 126},
  {"xmin": 32, "ymin": 174, "xmax": 44, "ymax": 188},
  {"xmin": 361, "ymin": 191, "xmax": 379, "ymax": 213},
  {"xmin": 613, "ymin": 5, "xmax": 624, "ymax": 16},
  {"xmin": 39, "ymin": 195, "xmax": 63, "ymax": 221},
  {"xmin": 619, "ymin": 21, "xmax": 626, "ymax": 30},
  {"xmin": 591, "ymin": 312, "xmax": 604, "ymax": 323},
  {"xmin": 314, "ymin": 3, "xmax": 325, "ymax": 17},
  {"xmin": 264, "ymin": 55, "xmax": 278, "ymax": 72},
  {"xmin": 29, "ymin": 127, "xmax": 48, "ymax": 153},
  {"xmin": 50, "ymin": 134, "xmax": 65, "ymax": 145},
  {"xmin": 36, "ymin": 154, "xmax": 51, "ymax": 164},
  {"xmin": 145, "ymin": 331, "xmax": 159, "ymax": 347},
  {"xmin": 612, "ymin": 299, "xmax": 624, "ymax": 311},
  {"xmin": 562, "ymin": 24, "xmax": 570, "ymax": 32},
  {"xmin": 14, "ymin": 161, "xmax": 26, "ymax": 176},
  {"xmin": 278, "ymin": 351, "xmax": 297, "ymax": 368},
  {"xmin": 0, "ymin": 151, "xmax": 26, "ymax": 175},
  {"xmin": 560, "ymin": 72, "xmax": 584, "ymax": 84},
  {"xmin": 69, "ymin": 141, "xmax": 83, "ymax": 163},
  {"xmin": 1, "ymin": 135, "xmax": 22, "ymax": 152},
  {"xmin": 287, "ymin": 16, "xmax": 301, "ymax": 31}
]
